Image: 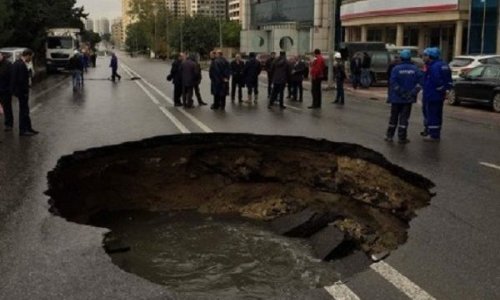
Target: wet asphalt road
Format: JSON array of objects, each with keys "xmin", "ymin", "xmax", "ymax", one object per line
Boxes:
[{"xmin": 0, "ymin": 54, "xmax": 499, "ymax": 300}]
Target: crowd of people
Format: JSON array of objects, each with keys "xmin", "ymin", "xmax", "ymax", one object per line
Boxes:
[
  {"xmin": 0, "ymin": 45, "xmax": 453, "ymax": 143},
  {"xmin": 165, "ymin": 46, "xmax": 452, "ymax": 143},
  {"xmin": 166, "ymin": 48, "xmax": 330, "ymax": 111},
  {"xmin": 0, "ymin": 49, "xmax": 39, "ymax": 137}
]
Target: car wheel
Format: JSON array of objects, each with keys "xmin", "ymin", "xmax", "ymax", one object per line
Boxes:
[
  {"xmin": 493, "ymin": 94, "xmax": 500, "ymax": 113},
  {"xmin": 447, "ymin": 89, "xmax": 460, "ymax": 106}
]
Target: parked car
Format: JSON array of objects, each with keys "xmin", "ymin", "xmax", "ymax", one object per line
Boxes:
[
  {"xmin": 449, "ymin": 55, "xmax": 500, "ymax": 80},
  {"xmin": 448, "ymin": 64, "xmax": 500, "ymax": 112},
  {"xmin": 0, "ymin": 47, "xmax": 35, "ymax": 84}
]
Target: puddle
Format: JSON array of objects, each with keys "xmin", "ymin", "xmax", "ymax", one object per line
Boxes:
[
  {"xmin": 46, "ymin": 133, "xmax": 434, "ymax": 298},
  {"xmin": 91, "ymin": 210, "xmax": 339, "ymax": 298}
]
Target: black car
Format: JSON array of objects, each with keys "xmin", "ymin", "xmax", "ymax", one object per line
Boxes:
[{"xmin": 449, "ymin": 64, "xmax": 500, "ymax": 112}]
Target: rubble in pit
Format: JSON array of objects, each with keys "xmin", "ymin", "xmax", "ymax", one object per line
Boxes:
[{"xmin": 46, "ymin": 133, "xmax": 434, "ymax": 261}]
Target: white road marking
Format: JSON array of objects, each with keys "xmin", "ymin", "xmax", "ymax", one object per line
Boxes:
[
  {"xmin": 285, "ymin": 105, "xmax": 303, "ymax": 112},
  {"xmin": 31, "ymin": 77, "xmax": 68, "ymax": 101},
  {"xmin": 122, "ymin": 66, "xmax": 190, "ymax": 134},
  {"xmin": 121, "ymin": 63, "xmax": 214, "ymax": 133},
  {"xmin": 370, "ymin": 261, "xmax": 436, "ymax": 300},
  {"xmin": 479, "ymin": 162, "xmax": 500, "ymax": 171},
  {"xmin": 324, "ymin": 281, "xmax": 361, "ymax": 300},
  {"xmin": 30, "ymin": 103, "xmax": 43, "ymax": 114}
]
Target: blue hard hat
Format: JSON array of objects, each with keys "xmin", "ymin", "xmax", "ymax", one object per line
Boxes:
[
  {"xmin": 423, "ymin": 47, "xmax": 440, "ymax": 59},
  {"xmin": 399, "ymin": 49, "xmax": 412, "ymax": 60}
]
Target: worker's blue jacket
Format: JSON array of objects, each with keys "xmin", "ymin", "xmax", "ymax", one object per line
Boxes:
[
  {"xmin": 389, "ymin": 61, "xmax": 423, "ymax": 104},
  {"xmin": 423, "ymin": 59, "xmax": 453, "ymax": 102}
]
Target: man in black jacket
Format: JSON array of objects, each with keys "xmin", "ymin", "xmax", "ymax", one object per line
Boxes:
[
  {"xmin": 167, "ymin": 53, "xmax": 184, "ymax": 106},
  {"xmin": 0, "ymin": 52, "xmax": 13, "ymax": 131},
  {"xmin": 210, "ymin": 50, "xmax": 231, "ymax": 110},
  {"xmin": 11, "ymin": 49, "xmax": 38, "ymax": 136},
  {"xmin": 268, "ymin": 52, "xmax": 289, "ymax": 109},
  {"xmin": 290, "ymin": 55, "xmax": 306, "ymax": 102},
  {"xmin": 180, "ymin": 55, "xmax": 197, "ymax": 108},
  {"xmin": 230, "ymin": 54, "xmax": 244, "ymax": 103},
  {"xmin": 265, "ymin": 52, "xmax": 276, "ymax": 99},
  {"xmin": 243, "ymin": 52, "xmax": 261, "ymax": 103}
]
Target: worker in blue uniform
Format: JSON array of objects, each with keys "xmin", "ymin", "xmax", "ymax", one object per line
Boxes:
[
  {"xmin": 385, "ymin": 49, "xmax": 423, "ymax": 144},
  {"xmin": 421, "ymin": 47, "xmax": 453, "ymax": 141}
]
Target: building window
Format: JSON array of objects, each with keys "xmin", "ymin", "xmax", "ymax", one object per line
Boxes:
[
  {"xmin": 386, "ymin": 28, "xmax": 397, "ymax": 44},
  {"xmin": 403, "ymin": 28, "xmax": 419, "ymax": 46},
  {"xmin": 468, "ymin": 0, "xmax": 498, "ymax": 54},
  {"xmin": 367, "ymin": 29, "xmax": 382, "ymax": 41}
]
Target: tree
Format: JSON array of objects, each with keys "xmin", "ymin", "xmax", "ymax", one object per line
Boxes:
[
  {"xmin": 125, "ymin": 22, "xmax": 150, "ymax": 54},
  {"xmin": 101, "ymin": 33, "xmax": 112, "ymax": 43},
  {"xmin": 0, "ymin": 0, "xmax": 86, "ymax": 53},
  {"xmin": 0, "ymin": 0, "xmax": 14, "ymax": 46},
  {"xmin": 81, "ymin": 30, "xmax": 102, "ymax": 48},
  {"xmin": 222, "ymin": 21, "xmax": 241, "ymax": 48}
]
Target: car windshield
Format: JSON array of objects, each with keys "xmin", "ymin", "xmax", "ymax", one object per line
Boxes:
[
  {"xmin": 478, "ymin": 57, "xmax": 500, "ymax": 64},
  {"xmin": 450, "ymin": 58, "xmax": 473, "ymax": 67},
  {"xmin": 47, "ymin": 37, "xmax": 74, "ymax": 49},
  {"xmin": 0, "ymin": 51, "xmax": 11, "ymax": 59}
]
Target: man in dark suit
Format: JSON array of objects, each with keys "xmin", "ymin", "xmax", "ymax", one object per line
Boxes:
[
  {"xmin": 0, "ymin": 52, "xmax": 13, "ymax": 132},
  {"xmin": 180, "ymin": 54, "xmax": 197, "ymax": 108},
  {"xmin": 230, "ymin": 54, "xmax": 245, "ymax": 103},
  {"xmin": 210, "ymin": 50, "xmax": 231, "ymax": 110},
  {"xmin": 243, "ymin": 52, "xmax": 261, "ymax": 103},
  {"xmin": 167, "ymin": 53, "xmax": 184, "ymax": 106},
  {"xmin": 11, "ymin": 49, "xmax": 38, "ymax": 136},
  {"xmin": 268, "ymin": 51, "xmax": 290, "ymax": 109}
]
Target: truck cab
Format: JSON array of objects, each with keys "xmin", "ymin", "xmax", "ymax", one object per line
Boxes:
[{"xmin": 46, "ymin": 28, "xmax": 80, "ymax": 73}]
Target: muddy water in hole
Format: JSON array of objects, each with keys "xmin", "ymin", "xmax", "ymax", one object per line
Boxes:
[{"xmin": 92, "ymin": 211, "xmax": 340, "ymax": 299}]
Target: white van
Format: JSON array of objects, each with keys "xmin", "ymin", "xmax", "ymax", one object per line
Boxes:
[{"xmin": 0, "ymin": 47, "xmax": 36, "ymax": 85}]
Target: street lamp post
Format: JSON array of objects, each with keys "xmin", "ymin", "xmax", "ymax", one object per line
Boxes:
[
  {"xmin": 480, "ymin": 0, "xmax": 487, "ymax": 54},
  {"xmin": 219, "ymin": 17, "xmax": 223, "ymax": 49},
  {"xmin": 153, "ymin": 6, "xmax": 159, "ymax": 58},
  {"xmin": 327, "ymin": 0, "xmax": 337, "ymax": 88}
]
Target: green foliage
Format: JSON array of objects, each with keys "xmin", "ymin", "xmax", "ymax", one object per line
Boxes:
[
  {"xmin": 0, "ymin": 0, "xmax": 86, "ymax": 53},
  {"xmin": 81, "ymin": 30, "xmax": 102, "ymax": 48},
  {"xmin": 101, "ymin": 33, "xmax": 112, "ymax": 43},
  {"xmin": 0, "ymin": 0, "xmax": 14, "ymax": 46},
  {"xmin": 125, "ymin": 22, "xmax": 151, "ymax": 54},
  {"xmin": 125, "ymin": 0, "xmax": 241, "ymax": 58},
  {"xmin": 222, "ymin": 21, "xmax": 241, "ymax": 48}
]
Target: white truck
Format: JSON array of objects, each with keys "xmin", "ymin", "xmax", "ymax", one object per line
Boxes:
[{"xmin": 45, "ymin": 28, "xmax": 80, "ymax": 72}]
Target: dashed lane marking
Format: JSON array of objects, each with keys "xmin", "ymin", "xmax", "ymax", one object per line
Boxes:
[
  {"xmin": 31, "ymin": 77, "xmax": 69, "ymax": 101},
  {"xmin": 324, "ymin": 281, "xmax": 361, "ymax": 300},
  {"xmin": 479, "ymin": 162, "xmax": 500, "ymax": 171},
  {"xmin": 370, "ymin": 261, "xmax": 436, "ymax": 300},
  {"xmin": 121, "ymin": 63, "xmax": 214, "ymax": 133},
  {"xmin": 122, "ymin": 66, "xmax": 189, "ymax": 134}
]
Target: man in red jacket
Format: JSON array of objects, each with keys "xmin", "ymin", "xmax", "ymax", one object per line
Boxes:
[{"xmin": 309, "ymin": 49, "xmax": 325, "ymax": 109}]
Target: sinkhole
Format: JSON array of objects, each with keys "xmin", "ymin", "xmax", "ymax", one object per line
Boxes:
[{"xmin": 46, "ymin": 133, "xmax": 434, "ymax": 299}]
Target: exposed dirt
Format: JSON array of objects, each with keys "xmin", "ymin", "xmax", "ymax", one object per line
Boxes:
[{"xmin": 47, "ymin": 133, "xmax": 434, "ymax": 258}]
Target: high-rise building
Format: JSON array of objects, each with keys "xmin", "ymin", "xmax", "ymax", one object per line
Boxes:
[
  {"xmin": 122, "ymin": 0, "xmax": 134, "ymax": 44},
  {"xmin": 228, "ymin": 0, "xmax": 241, "ymax": 22},
  {"xmin": 96, "ymin": 17, "xmax": 111, "ymax": 35},
  {"xmin": 166, "ymin": 0, "xmax": 190, "ymax": 16},
  {"xmin": 188, "ymin": 0, "xmax": 227, "ymax": 18},
  {"xmin": 111, "ymin": 18, "xmax": 124, "ymax": 48},
  {"xmin": 84, "ymin": 18, "xmax": 94, "ymax": 31}
]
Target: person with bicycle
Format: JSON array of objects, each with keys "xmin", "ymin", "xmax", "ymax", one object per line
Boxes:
[{"xmin": 69, "ymin": 50, "xmax": 83, "ymax": 91}]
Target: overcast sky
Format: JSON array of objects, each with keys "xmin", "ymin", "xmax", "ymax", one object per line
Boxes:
[{"xmin": 77, "ymin": 0, "xmax": 121, "ymax": 20}]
